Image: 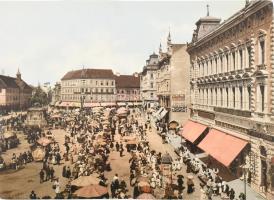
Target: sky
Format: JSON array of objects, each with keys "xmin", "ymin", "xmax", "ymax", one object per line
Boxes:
[{"xmin": 0, "ymin": 0, "xmax": 245, "ymax": 86}]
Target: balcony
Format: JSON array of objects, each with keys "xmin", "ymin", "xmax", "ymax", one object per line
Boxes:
[
  {"xmin": 214, "ymin": 107, "xmax": 252, "ymax": 118},
  {"xmin": 236, "ymin": 69, "xmax": 244, "ymax": 74},
  {"xmin": 257, "ymin": 64, "xmax": 267, "ymax": 71}
]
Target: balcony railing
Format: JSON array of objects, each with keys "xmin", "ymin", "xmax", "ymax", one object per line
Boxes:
[
  {"xmin": 214, "ymin": 107, "xmax": 252, "ymax": 117},
  {"xmin": 257, "ymin": 64, "xmax": 267, "ymax": 71}
]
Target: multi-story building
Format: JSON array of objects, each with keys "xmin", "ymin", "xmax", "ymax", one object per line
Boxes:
[
  {"xmin": 140, "ymin": 53, "xmax": 159, "ymax": 109},
  {"xmin": 187, "ymin": 0, "xmax": 274, "ymax": 198},
  {"xmin": 156, "ymin": 33, "xmax": 190, "ymax": 125},
  {"xmin": 60, "ymin": 68, "xmax": 116, "ymax": 106},
  {"xmin": 115, "ymin": 73, "xmax": 141, "ymax": 106},
  {"xmin": 0, "ymin": 69, "xmax": 32, "ymax": 112}
]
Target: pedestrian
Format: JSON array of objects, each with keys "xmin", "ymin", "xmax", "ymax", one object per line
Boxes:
[
  {"xmin": 187, "ymin": 177, "xmax": 195, "ymax": 194},
  {"xmin": 115, "ymin": 142, "xmax": 120, "ymax": 152},
  {"xmin": 66, "ymin": 166, "xmax": 71, "ymax": 178},
  {"xmin": 56, "ymin": 152, "xmax": 61, "ymax": 165},
  {"xmin": 62, "ymin": 166, "xmax": 67, "ymax": 177},
  {"xmin": 39, "ymin": 169, "xmax": 44, "ymax": 183},
  {"xmin": 119, "ymin": 144, "xmax": 124, "ymax": 157},
  {"xmin": 50, "ymin": 167, "xmax": 55, "ymax": 182},
  {"xmin": 29, "ymin": 190, "xmax": 37, "ymax": 199},
  {"xmin": 53, "ymin": 178, "xmax": 60, "ymax": 196}
]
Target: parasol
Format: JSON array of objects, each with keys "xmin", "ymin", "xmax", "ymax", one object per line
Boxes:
[
  {"xmin": 123, "ymin": 135, "xmax": 136, "ymax": 141},
  {"xmin": 71, "ymin": 175, "xmax": 100, "ymax": 187},
  {"xmin": 3, "ymin": 131, "xmax": 15, "ymax": 139},
  {"xmin": 37, "ymin": 137, "xmax": 52, "ymax": 146},
  {"xmin": 137, "ymin": 193, "xmax": 156, "ymax": 199},
  {"xmin": 127, "ymin": 140, "xmax": 138, "ymax": 145},
  {"xmin": 187, "ymin": 175, "xmax": 194, "ymax": 179},
  {"xmin": 138, "ymin": 181, "xmax": 150, "ymax": 187},
  {"xmin": 74, "ymin": 184, "xmax": 108, "ymax": 198},
  {"xmin": 32, "ymin": 147, "xmax": 45, "ymax": 161}
]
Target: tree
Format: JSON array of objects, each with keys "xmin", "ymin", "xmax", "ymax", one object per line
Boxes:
[{"xmin": 30, "ymin": 86, "xmax": 49, "ymax": 107}]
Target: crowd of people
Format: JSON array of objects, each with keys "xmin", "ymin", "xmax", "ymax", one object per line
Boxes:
[{"xmin": 1, "ymin": 106, "xmax": 245, "ymax": 200}]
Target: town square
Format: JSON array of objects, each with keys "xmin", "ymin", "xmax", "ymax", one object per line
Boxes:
[{"xmin": 0, "ymin": 0, "xmax": 274, "ymax": 199}]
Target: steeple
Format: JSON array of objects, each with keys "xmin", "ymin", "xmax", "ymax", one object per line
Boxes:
[
  {"xmin": 167, "ymin": 30, "xmax": 172, "ymax": 55},
  {"xmin": 159, "ymin": 43, "xmax": 162, "ymax": 54},
  {"xmin": 167, "ymin": 30, "xmax": 171, "ymax": 45},
  {"xmin": 16, "ymin": 68, "xmax": 21, "ymax": 80},
  {"xmin": 206, "ymin": 4, "xmax": 209, "ymax": 16}
]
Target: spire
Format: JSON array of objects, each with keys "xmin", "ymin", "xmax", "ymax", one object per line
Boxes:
[
  {"xmin": 206, "ymin": 4, "xmax": 209, "ymax": 16},
  {"xmin": 167, "ymin": 29, "xmax": 171, "ymax": 45},
  {"xmin": 245, "ymin": 0, "xmax": 250, "ymax": 6},
  {"xmin": 16, "ymin": 67, "xmax": 21, "ymax": 80},
  {"xmin": 159, "ymin": 43, "xmax": 162, "ymax": 54}
]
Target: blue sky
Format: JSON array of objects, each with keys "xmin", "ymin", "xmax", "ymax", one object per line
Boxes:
[{"xmin": 0, "ymin": 0, "xmax": 245, "ymax": 86}]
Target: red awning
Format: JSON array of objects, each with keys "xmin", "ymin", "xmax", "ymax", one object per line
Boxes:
[
  {"xmin": 271, "ymin": 157, "xmax": 274, "ymax": 165},
  {"xmin": 180, "ymin": 120, "xmax": 207, "ymax": 143},
  {"xmin": 198, "ymin": 129, "xmax": 248, "ymax": 167}
]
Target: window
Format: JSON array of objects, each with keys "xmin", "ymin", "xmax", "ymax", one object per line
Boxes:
[
  {"xmin": 150, "ymin": 93, "xmax": 153, "ymax": 98},
  {"xmin": 211, "ymin": 89, "xmax": 213, "ymax": 105},
  {"xmin": 239, "ymin": 49, "xmax": 243, "ymax": 69},
  {"xmin": 215, "ymin": 88, "xmax": 217, "ymax": 105},
  {"xmin": 101, "ymin": 81, "xmax": 103, "ymax": 86},
  {"xmin": 226, "ymin": 54, "xmax": 229, "ymax": 71},
  {"xmin": 220, "ymin": 57, "xmax": 223, "ymax": 73},
  {"xmin": 232, "ymin": 52, "xmax": 236, "ymax": 70},
  {"xmin": 220, "ymin": 88, "xmax": 223, "ymax": 106},
  {"xmin": 232, "ymin": 87, "xmax": 236, "ymax": 108},
  {"xmin": 248, "ymin": 86, "xmax": 251, "ymax": 110},
  {"xmin": 111, "ymin": 81, "xmax": 114, "ymax": 86},
  {"xmin": 106, "ymin": 88, "xmax": 108, "ymax": 93},
  {"xmin": 150, "ymin": 82, "xmax": 153, "ymax": 88},
  {"xmin": 260, "ymin": 40, "xmax": 265, "ymax": 64},
  {"xmin": 260, "ymin": 85, "xmax": 265, "ymax": 112},
  {"xmin": 226, "ymin": 88, "xmax": 229, "ymax": 107},
  {"xmin": 96, "ymin": 81, "xmax": 98, "ymax": 86},
  {"xmin": 247, "ymin": 46, "xmax": 252, "ymax": 68},
  {"xmin": 150, "ymin": 73, "xmax": 153, "ymax": 79},
  {"xmin": 101, "ymin": 88, "xmax": 103, "ymax": 93},
  {"xmin": 215, "ymin": 58, "xmax": 218, "ymax": 74},
  {"xmin": 106, "ymin": 81, "xmax": 109, "ymax": 86},
  {"xmin": 239, "ymin": 86, "xmax": 243, "ymax": 109}
]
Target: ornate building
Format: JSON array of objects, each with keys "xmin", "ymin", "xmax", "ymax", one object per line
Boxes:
[
  {"xmin": 140, "ymin": 53, "xmax": 159, "ymax": 108},
  {"xmin": 115, "ymin": 73, "xmax": 141, "ymax": 106},
  {"xmin": 187, "ymin": 1, "xmax": 274, "ymax": 198},
  {"xmin": 60, "ymin": 68, "xmax": 116, "ymax": 107},
  {"xmin": 0, "ymin": 69, "xmax": 32, "ymax": 112},
  {"xmin": 156, "ymin": 33, "xmax": 190, "ymax": 125}
]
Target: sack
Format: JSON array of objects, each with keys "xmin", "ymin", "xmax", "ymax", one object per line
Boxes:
[{"xmin": 52, "ymin": 185, "xmax": 56, "ymax": 189}]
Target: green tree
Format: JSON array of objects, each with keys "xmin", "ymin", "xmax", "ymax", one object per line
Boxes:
[{"xmin": 30, "ymin": 86, "xmax": 49, "ymax": 107}]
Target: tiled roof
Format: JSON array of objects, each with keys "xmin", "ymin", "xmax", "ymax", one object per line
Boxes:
[
  {"xmin": 61, "ymin": 68, "xmax": 115, "ymax": 80},
  {"xmin": 0, "ymin": 75, "xmax": 19, "ymax": 88},
  {"xmin": 115, "ymin": 75, "xmax": 140, "ymax": 88},
  {"xmin": 0, "ymin": 75, "xmax": 32, "ymax": 91}
]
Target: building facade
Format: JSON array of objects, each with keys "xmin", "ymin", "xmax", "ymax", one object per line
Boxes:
[
  {"xmin": 60, "ymin": 68, "xmax": 116, "ymax": 104},
  {"xmin": 156, "ymin": 33, "xmax": 190, "ymax": 125},
  {"xmin": 187, "ymin": 1, "xmax": 274, "ymax": 198},
  {"xmin": 0, "ymin": 70, "xmax": 32, "ymax": 112},
  {"xmin": 115, "ymin": 73, "xmax": 141, "ymax": 105},
  {"xmin": 140, "ymin": 53, "xmax": 159, "ymax": 108}
]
